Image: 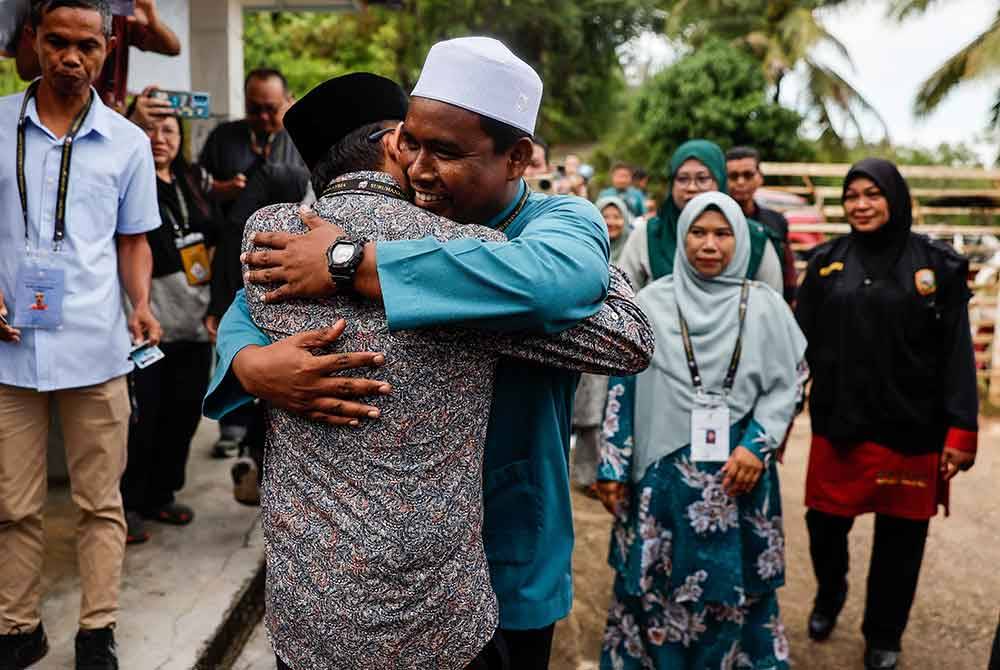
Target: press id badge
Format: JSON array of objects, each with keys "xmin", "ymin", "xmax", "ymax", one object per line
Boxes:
[
  {"xmin": 176, "ymin": 233, "xmax": 211, "ymax": 286},
  {"xmin": 691, "ymin": 394, "xmax": 730, "ymax": 462},
  {"xmin": 130, "ymin": 340, "xmax": 166, "ymax": 369},
  {"xmin": 12, "ymin": 256, "xmax": 65, "ymax": 330}
]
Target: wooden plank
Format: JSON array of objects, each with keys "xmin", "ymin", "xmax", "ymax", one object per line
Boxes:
[
  {"xmin": 823, "ymin": 205, "xmax": 1000, "ymax": 218},
  {"xmin": 810, "ymin": 186, "xmax": 1000, "ymax": 200},
  {"xmin": 761, "ymin": 162, "xmax": 1000, "ymax": 181}
]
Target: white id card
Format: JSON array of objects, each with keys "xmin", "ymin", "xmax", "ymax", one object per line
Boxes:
[
  {"xmin": 691, "ymin": 398, "xmax": 730, "ymax": 462},
  {"xmin": 129, "ymin": 341, "xmax": 166, "ymax": 369}
]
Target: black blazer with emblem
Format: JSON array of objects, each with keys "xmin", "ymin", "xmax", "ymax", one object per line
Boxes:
[{"xmin": 795, "ymin": 232, "xmax": 977, "ymax": 456}]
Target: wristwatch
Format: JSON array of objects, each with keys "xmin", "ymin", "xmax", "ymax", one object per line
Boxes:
[{"xmin": 326, "ymin": 236, "xmax": 367, "ymax": 293}]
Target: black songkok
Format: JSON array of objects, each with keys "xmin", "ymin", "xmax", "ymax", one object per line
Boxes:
[{"xmin": 283, "ymin": 73, "xmax": 409, "ymax": 171}]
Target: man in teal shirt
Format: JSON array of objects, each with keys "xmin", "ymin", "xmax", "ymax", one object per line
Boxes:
[{"xmin": 205, "ymin": 38, "xmax": 652, "ymax": 667}]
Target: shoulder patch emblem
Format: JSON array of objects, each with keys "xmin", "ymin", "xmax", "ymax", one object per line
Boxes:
[
  {"xmin": 915, "ymin": 268, "xmax": 936, "ymax": 296},
  {"xmin": 819, "ymin": 261, "xmax": 844, "ymax": 277}
]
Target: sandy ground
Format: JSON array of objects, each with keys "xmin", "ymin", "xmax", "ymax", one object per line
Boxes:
[{"xmin": 550, "ymin": 414, "xmax": 1000, "ymax": 670}]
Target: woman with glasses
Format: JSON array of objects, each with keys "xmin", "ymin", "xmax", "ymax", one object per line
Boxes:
[
  {"xmin": 617, "ymin": 140, "xmax": 782, "ymax": 292},
  {"xmin": 596, "ymin": 191, "xmax": 805, "ymax": 669}
]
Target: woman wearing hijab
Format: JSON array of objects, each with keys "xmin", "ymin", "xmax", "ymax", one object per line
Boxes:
[
  {"xmin": 596, "ymin": 192, "xmax": 806, "ymax": 669},
  {"xmin": 617, "ymin": 139, "xmax": 783, "ymax": 294},
  {"xmin": 796, "ymin": 158, "xmax": 978, "ymax": 670},
  {"xmin": 572, "ymin": 195, "xmax": 635, "ymax": 491}
]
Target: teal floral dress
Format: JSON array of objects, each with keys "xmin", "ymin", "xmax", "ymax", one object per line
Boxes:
[{"xmin": 597, "ymin": 376, "xmax": 790, "ymax": 670}]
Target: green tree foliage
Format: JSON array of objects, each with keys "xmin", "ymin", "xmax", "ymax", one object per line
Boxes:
[
  {"xmin": 597, "ymin": 40, "xmax": 812, "ymax": 178},
  {"xmin": 661, "ymin": 0, "xmax": 886, "ymax": 145},
  {"xmin": 243, "ymin": 0, "xmax": 658, "ymax": 143},
  {"xmin": 0, "ymin": 60, "xmax": 26, "ymax": 98},
  {"xmin": 889, "ymin": 1, "xmax": 1000, "ymax": 123}
]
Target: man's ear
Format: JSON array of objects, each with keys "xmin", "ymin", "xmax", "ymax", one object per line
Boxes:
[
  {"xmin": 382, "ymin": 125, "xmax": 400, "ymax": 163},
  {"xmin": 507, "ymin": 136, "xmax": 534, "ymax": 180}
]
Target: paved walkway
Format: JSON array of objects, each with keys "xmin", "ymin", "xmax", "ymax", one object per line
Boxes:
[{"xmin": 33, "ymin": 419, "xmax": 263, "ymax": 670}]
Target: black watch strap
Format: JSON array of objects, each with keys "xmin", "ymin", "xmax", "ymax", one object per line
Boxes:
[{"xmin": 326, "ymin": 236, "xmax": 367, "ymax": 292}]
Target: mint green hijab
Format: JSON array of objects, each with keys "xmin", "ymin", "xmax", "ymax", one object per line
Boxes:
[{"xmin": 646, "ymin": 139, "xmax": 728, "ymax": 280}]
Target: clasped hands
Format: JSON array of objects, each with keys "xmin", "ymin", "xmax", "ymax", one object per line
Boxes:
[{"xmin": 595, "ymin": 446, "xmax": 765, "ymax": 516}]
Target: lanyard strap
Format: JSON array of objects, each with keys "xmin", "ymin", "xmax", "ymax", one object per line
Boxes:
[
  {"xmin": 496, "ymin": 182, "xmax": 531, "ymax": 234},
  {"xmin": 678, "ymin": 280, "xmax": 750, "ymax": 395},
  {"xmin": 16, "ymin": 80, "xmax": 95, "ymax": 251},
  {"xmin": 160, "ymin": 175, "xmax": 191, "ymax": 238},
  {"xmin": 321, "ymin": 177, "xmax": 410, "ymax": 202}
]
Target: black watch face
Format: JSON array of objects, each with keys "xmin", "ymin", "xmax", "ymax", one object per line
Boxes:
[{"xmin": 331, "ymin": 243, "xmax": 356, "ymax": 265}]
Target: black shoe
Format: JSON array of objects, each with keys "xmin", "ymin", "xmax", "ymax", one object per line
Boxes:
[
  {"xmin": 808, "ymin": 583, "xmax": 848, "ymax": 641},
  {"xmin": 125, "ymin": 510, "xmax": 150, "ymax": 545},
  {"xmin": 231, "ymin": 457, "xmax": 260, "ymax": 507},
  {"xmin": 0, "ymin": 623, "xmax": 49, "ymax": 669},
  {"xmin": 864, "ymin": 647, "xmax": 900, "ymax": 670},
  {"xmin": 75, "ymin": 626, "xmax": 118, "ymax": 670}
]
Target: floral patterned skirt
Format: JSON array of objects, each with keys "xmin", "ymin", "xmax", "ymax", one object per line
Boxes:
[{"xmin": 600, "ymin": 445, "xmax": 789, "ymax": 670}]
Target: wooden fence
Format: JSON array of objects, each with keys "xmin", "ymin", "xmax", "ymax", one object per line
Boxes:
[{"xmin": 758, "ymin": 162, "xmax": 1000, "ymax": 404}]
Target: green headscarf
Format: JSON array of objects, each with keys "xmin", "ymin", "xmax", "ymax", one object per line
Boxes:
[{"xmin": 646, "ymin": 139, "xmax": 728, "ymax": 280}]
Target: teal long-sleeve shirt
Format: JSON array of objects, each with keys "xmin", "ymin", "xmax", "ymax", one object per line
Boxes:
[{"xmin": 204, "ymin": 182, "xmax": 611, "ymax": 630}]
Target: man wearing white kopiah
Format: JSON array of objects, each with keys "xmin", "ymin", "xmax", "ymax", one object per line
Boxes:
[{"xmin": 210, "ymin": 37, "xmax": 645, "ymax": 669}]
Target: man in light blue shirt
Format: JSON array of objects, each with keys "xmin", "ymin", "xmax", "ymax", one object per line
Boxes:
[{"xmin": 0, "ymin": 2, "xmax": 160, "ymax": 668}]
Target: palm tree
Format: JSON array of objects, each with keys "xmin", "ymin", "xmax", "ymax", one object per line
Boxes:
[
  {"xmin": 890, "ymin": 0, "xmax": 1000, "ymax": 121},
  {"xmin": 662, "ymin": 0, "xmax": 888, "ymax": 144}
]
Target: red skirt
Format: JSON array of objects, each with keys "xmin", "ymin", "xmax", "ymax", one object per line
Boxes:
[{"xmin": 805, "ymin": 435, "xmax": 947, "ymax": 520}]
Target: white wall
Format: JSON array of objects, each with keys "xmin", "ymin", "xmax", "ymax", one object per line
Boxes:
[{"xmin": 128, "ymin": 0, "xmax": 191, "ymax": 93}]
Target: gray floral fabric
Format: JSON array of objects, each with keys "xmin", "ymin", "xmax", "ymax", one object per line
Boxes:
[{"xmin": 242, "ymin": 171, "xmax": 653, "ymax": 670}]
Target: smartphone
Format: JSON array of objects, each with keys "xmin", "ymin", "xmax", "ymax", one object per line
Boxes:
[
  {"xmin": 0, "ymin": 311, "xmax": 8, "ymax": 327},
  {"xmin": 151, "ymin": 90, "xmax": 212, "ymax": 119},
  {"xmin": 109, "ymin": 0, "xmax": 135, "ymax": 16}
]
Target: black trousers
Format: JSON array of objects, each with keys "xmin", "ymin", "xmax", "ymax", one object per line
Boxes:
[
  {"xmin": 121, "ymin": 341, "xmax": 212, "ymax": 513},
  {"xmin": 498, "ymin": 624, "xmax": 555, "ymax": 670},
  {"xmin": 806, "ymin": 508, "xmax": 929, "ymax": 651},
  {"xmin": 275, "ymin": 629, "xmax": 511, "ymax": 670},
  {"xmin": 989, "ymin": 611, "xmax": 1000, "ymax": 670}
]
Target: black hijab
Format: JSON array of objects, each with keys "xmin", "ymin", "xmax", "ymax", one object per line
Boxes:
[{"xmin": 842, "ymin": 158, "xmax": 912, "ymax": 278}]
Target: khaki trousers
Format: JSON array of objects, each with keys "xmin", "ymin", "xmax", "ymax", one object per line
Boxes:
[{"xmin": 0, "ymin": 377, "xmax": 130, "ymax": 634}]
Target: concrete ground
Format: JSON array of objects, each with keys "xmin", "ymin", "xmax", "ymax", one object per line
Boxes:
[
  {"xmin": 551, "ymin": 414, "xmax": 1000, "ymax": 670},
  {"xmin": 32, "ymin": 419, "xmax": 263, "ymax": 670}
]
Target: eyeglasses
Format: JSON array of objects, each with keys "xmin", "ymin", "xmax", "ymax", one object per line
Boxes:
[
  {"xmin": 367, "ymin": 127, "xmax": 394, "ymax": 143},
  {"xmin": 246, "ymin": 102, "xmax": 283, "ymax": 117},
  {"xmin": 727, "ymin": 170, "xmax": 758, "ymax": 182},
  {"xmin": 674, "ymin": 174, "xmax": 715, "ymax": 188}
]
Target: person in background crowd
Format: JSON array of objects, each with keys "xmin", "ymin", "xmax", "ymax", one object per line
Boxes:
[
  {"xmin": 599, "ymin": 162, "xmax": 645, "ymax": 218},
  {"xmin": 525, "ymin": 135, "xmax": 551, "ymax": 177},
  {"xmin": 991, "ymin": 616, "xmax": 1000, "ymax": 670},
  {"xmin": 596, "ymin": 191, "xmax": 805, "ymax": 669},
  {"xmin": 633, "ymin": 167, "xmax": 649, "ymax": 198},
  {"xmin": 616, "ymin": 139, "xmax": 783, "ymax": 294},
  {"xmin": 726, "ymin": 146, "xmax": 798, "ymax": 303},
  {"xmin": 119, "ymin": 111, "xmax": 218, "ymax": 544},
  {"xmin": 572, "ymin": 195, "xmax": 634, "ymax": 494},
  {"xmin": 0, "ymin": 2, "xmax": 161, "ymax": 667},
  {"xmin": 198, "ymin": 67, "xmax": 306, "ymax": 458},
  {"xmin": 12, "ymin": 0, "xmax": 180, "ymax": 112},
  {"xmin": 213, "ymin": 36, "xmax": 655, "ymax": 669},
  {"xmin": 795, "ymin": 158, "xmax": 978, "ymax": 670},
  {"xmin": 643, "ymin": 196, "xmax": 657, "ymax": 221},
  {"xmin": 555, "ymin": 153, "xmax": 582, "ymax": 195}
]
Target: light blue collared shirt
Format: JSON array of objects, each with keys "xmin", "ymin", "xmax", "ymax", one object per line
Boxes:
[{"xmin": 0, "ymin": 88, "xmax": 161, "ymax": 391}]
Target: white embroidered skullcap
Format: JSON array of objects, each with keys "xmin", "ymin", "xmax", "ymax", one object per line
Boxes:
[{"xmin": 411, "ymin": 37, "xmax": 543, "ymax": 135}]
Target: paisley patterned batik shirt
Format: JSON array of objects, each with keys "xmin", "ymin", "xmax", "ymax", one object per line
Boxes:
[{"xmin": 242, "ymin": 171, "xmax": 653, "ymax": 670}]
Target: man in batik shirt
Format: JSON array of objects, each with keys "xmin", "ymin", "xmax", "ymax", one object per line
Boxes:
[{"xmin": 237, "ymin": 74, "xmax": 653, "ymax": 669}]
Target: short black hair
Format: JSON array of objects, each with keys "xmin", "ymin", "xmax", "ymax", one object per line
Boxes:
[
  {"xmin": 31, "ymin": 0, "xmax": 112, "ymax": 37},
  {"xmin": 532, "ymin": 135, "xmax": 550, "ymax": 165},
  {"xmin": 245, "ymin": 68, "xmax": 289, "ymax": 93},
  {"xmin": 310, "ymin": 121, "xmax": 393, "ymax": 195},
  {"xmin": 478, "ymin": 114, "xmax": 531, "ymax": 154},
  {"xmin": 725, "ymin": 146, "xmax": 761, "ymax": 166},
  {"xmin": 611, "ymin": 161, "xmax": 633, "ymax": 174},
  {"xmin": 633, "ymin": 167, "xmax": 648, "ymax": 181}
]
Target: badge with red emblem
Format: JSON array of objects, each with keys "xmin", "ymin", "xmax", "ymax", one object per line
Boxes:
[{"xmin": 914, "ymin": 268, "xmax": 936, "ymax": 296}]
